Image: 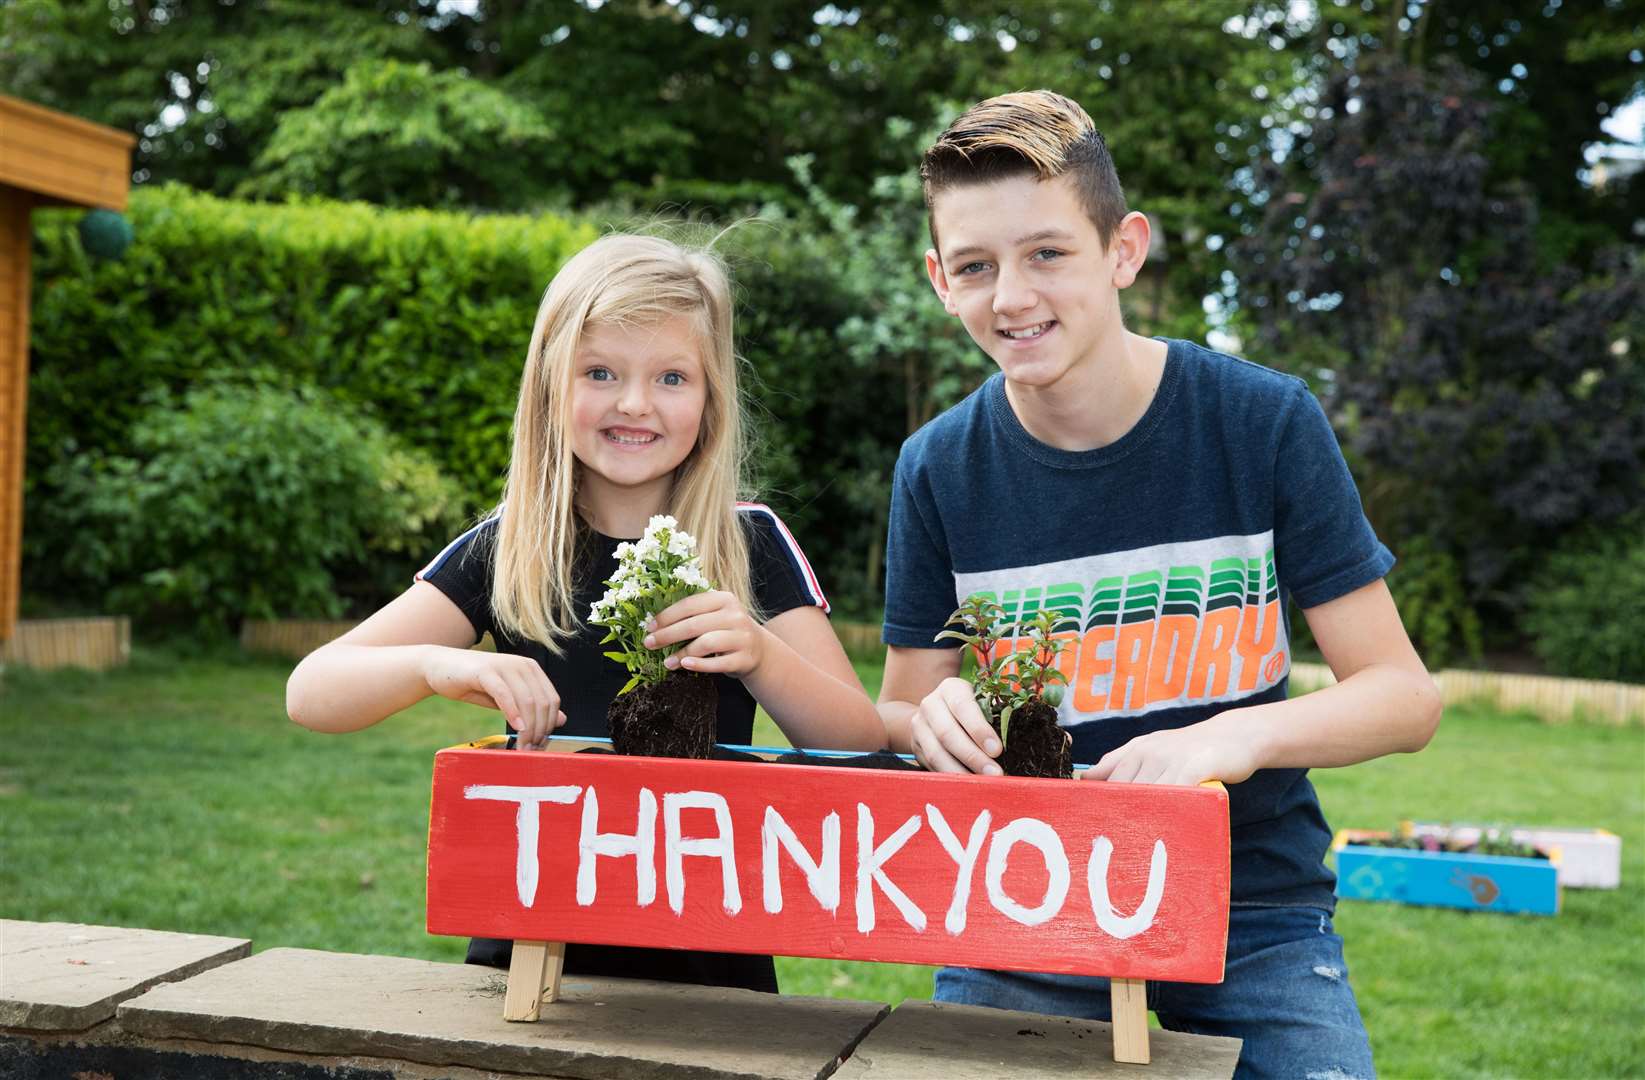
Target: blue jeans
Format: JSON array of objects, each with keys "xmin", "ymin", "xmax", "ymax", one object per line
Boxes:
[{"xmin": 935, "ymin": 905, "xmax": 1375, "ymax": 1080}]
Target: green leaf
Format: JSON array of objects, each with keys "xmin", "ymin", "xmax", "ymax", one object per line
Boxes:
[
  {"xmin": 618, "ymin": 674, "xmax": 641, "ymax": 695},
  {"xmin": 602, "ymin": 650, "xmax": 629, "ymax": 664}
]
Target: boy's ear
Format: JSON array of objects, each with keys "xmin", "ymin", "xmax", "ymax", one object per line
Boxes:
[
  {"xmin": 1109, "ymin": 211, "xmax": 1152, "ymax": 291},
  {"xmin": 925, "ymin": 248, "xmax": 959, "ymax": 316}
]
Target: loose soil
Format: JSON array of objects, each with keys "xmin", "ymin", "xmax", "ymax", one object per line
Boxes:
[
  {"xmin": 774, "ymin": 749, "xmax": 922, "ymax": 771},
  {"xmin": 607, "ymin": 670, "xmax": 718, "ymax": 759},
  {"xmin": 998, "ymin": 698, "xmax": 1073, "ymax": 779}
]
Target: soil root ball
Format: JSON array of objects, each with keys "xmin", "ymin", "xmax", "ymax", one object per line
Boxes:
[{"xmin": 608, "ymin": 671, "xmax": 718, "ymax": 759}]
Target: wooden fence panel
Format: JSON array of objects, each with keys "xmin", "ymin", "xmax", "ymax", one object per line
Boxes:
[{"xmin": 0, "ymin": 617, "xmax": 129, "ymax": 670}]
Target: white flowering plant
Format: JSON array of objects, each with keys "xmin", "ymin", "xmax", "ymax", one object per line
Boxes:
[{"xmin": 590, "ymin": 515, "xmax": 714, "ymax": 694}]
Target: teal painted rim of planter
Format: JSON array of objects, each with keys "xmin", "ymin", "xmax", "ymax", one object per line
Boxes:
[{"xmin": 1335, "ymin": 843, "xmax": 1560, "ymax": 868}]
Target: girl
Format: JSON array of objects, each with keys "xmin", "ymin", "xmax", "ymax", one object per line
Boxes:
[{"xmin": 286, "ymin": 233, "xmax": 885, "ymax": 993}]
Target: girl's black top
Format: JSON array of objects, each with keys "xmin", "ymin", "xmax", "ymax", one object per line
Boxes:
[{"xmin": 417, "ymin": 505, "xmax": 828, "ymax": 993}]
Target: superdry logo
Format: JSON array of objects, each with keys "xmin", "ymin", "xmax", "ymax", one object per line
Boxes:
[{"xmin": 953, "ymin": 534, "xmax": 1291, "ymax": 721}]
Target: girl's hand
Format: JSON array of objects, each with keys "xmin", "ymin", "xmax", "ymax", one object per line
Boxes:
[
  {"xmin": 419, "ymin": 646, "xmax": 566, "ymax": 750},
  {"xmin": 643, "ymin": 590, "xmax": 769, "ymax": 678}
]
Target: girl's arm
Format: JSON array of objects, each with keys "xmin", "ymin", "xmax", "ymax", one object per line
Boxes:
[
  {"xmin": 286, "ymin": 581, "xmax": 566, "ymax": 746},
  {"xmin": 644, "ymin": 593, "xmax": 886, "ymax": 751}
]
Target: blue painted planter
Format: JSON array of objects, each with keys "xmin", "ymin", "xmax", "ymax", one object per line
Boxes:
[{"xmin": 1332, "ymin": 831, "xmax": 1561, "ymax": 916}]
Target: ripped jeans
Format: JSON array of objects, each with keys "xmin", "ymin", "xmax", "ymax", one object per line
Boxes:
[{"xmin": 935, "ymin": 905, "xmax": 1375, "ymax": 1080}]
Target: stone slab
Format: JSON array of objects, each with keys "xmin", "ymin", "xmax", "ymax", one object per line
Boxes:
[
  {"xmin": 0, "ymin": 919, "xmax": 251, "ymax": 1031},
  {"xmin": 2, "ymin": 1023, "xmax": 580, "ymax": 1079},
  {"xmin": 833, "ymin": 999, "xmax": 1242, "ymax": 1079},
  {"xmin": 119, "ymin": 947, "xmax": 889, "ymax": 1080}
]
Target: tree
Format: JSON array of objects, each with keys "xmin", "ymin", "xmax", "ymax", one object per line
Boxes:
[
  {"xmin": 1394, "ymin": 0, "xmax": 1643, "ymax": 269},
  {"xmin": 237, "ymin": 60, "xmax": 559, "ymax": 208},
  {"xmin": 0, "ymin": 0, "xmax": 436, "ymax": 195},
  {"xmin": 0, "ymin": 0, "xmax": 973, "ymax": 211},
  {"xmin": 1229, "ymin": 58, "xmax": 1644, "ymax": 659}
]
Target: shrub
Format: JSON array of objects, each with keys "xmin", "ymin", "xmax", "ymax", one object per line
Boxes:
[
  {"xmin": 25, "ymin": 186, "xmax": 912, "ymax": 618},
  {"xmin": 40, "ymin": 385, "xmax": 467, "ymax": 633},
  {"xmin": 1522, "ymin": 519, "xmax": 1645, "ymax": 683},
  {"xmin": 1386, "ymin": 534, "xmax": 1484, "ymax": 672}
]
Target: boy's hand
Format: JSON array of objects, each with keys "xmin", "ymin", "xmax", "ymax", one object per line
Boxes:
[
  {"xmin": 911, "ymin": 677, "xmax": 1004, "ymax": 776},
  {"xmin": 420, "ymin": 647, "xmax": 566, "ymax": 750},
  {"xmin": 1082, "ymin": 713, "xmax": 1261, "ymax": 787},
  {"xmin": 645, "ymin": 590, "xmax": 768, "ymax": 678}
]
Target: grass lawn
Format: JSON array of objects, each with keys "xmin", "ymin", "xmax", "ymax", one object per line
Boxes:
[{"xmin": 2, "ymin": 648, "xmax": 1640, "ymax": 1078}]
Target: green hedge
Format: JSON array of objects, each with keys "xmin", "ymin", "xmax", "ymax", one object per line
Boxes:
[
  {"xmin": 29, "ymin": 186, "xmax": 596, "ymax": 500},
  {"xmin": 1523, "ymin": 516, "xmax": 1645, "ymax": 683},
  {"xmin": 25, "ymin": 187, "xmax": 590, "ymax": 618},
  {"xmin": 26, "ymin": 187, "xmax": 904, "ymax": 620}
]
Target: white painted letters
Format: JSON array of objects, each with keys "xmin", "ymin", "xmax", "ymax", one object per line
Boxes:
[
  {"xmin": 664, "ymin": 791, "xmax": 742, "ymax": 915},
  {"xmin": 1088, "ymin": 837, "xmax": 1168, "ymax": 940},
  {"xmin": 985, "ymin": 818, "xmax": 1071, "ymax": 926},
  {"xmin": 855, "ymin": 804, "xmax": 927, "ymax": 933},
  {"xmin": 762, "ymin": 806, "xmax": 841, "ymax": 915},
  {"xmin": 924, "ymin": 804, "xmax": 991, "ymax": 935},
  {"xmin": 464, "ymin": 780, "xmax": 1181, "ymax": 946},
  {"xmin": 464, "ymin": 784, "xmax": 582, "ymax": 908},
  {"xmin": 577, "ymin": 786, "xmax": 657, "ymax": 908}
]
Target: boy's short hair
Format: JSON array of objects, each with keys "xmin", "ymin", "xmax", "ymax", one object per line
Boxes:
[{"xmin": 920, "ymin": 90, "xmax": 1127, "ymax": 249}]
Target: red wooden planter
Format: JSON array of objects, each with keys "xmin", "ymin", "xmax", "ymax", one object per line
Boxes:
[{"xmin": 427, "ymin": 739, "xmax": 1232, "ymax": 1065}]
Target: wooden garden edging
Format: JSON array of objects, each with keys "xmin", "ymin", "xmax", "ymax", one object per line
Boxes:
[
  {"xmin": 0, "ymin": 616, "xmax": 129, "ymax": 670},
  {"xmin": 1290, "ymin": 660, "xmax": 1645, "ymax": 727},
  {"xmin": 427, "ymin": 738, "xmax": 1233, "ymax": 1065},
  {"xmin": 240, "ymin": 618, "xmax": 358, "ymax": 658}
]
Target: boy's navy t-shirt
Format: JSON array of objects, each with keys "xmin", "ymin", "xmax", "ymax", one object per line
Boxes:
[
  {"xmin": 417, "ymin": 501, "xmax": 828, "ymax": 991},
  {"xmin": 884, "ymin": 338, "xmax": 1394, "ymax": 911}
]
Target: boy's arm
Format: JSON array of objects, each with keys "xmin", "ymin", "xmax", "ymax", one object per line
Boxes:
[
  {"xmin": 878, "ymin": 645, "xmax": 1005, "ymax": 775},
  {"xmin": 1083, "ymin": 579, "xmax": 1441, "ymax": 786}
]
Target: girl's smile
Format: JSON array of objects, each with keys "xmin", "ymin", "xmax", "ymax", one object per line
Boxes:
[{"xmin": 602, "ymin": 425, "xmax": 662, "ymax": 447}]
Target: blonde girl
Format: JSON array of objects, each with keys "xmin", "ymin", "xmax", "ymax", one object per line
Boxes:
[{"xmin": 286, "ymin": 233, "xmax": 884, "ymax": 991}]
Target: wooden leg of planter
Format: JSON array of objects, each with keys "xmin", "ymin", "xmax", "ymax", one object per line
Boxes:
[
  {"xmin": 1111, "ymin": 977, "xmax": 1150, "ymax": 1064},
  {"xmin": 503, "ymin": 940, "xmax": 565, "ymax": 1022}
]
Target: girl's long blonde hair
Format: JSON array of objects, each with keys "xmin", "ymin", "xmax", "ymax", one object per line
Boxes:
[{"xmin": 490, "ymin": 233, "xmax": 753, "ymax": 653}]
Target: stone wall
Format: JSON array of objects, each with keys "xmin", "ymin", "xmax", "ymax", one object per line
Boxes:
[{"xmin": 1, "ymin": 920, "xmax": 1241, "ymax": 1078}]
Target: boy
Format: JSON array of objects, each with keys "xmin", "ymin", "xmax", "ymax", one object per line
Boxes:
[{"xmin": 876, "ymin": 90, "xmax": 1440, "ymax": 1078}]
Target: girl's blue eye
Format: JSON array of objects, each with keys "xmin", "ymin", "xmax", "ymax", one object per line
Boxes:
[
  {"xmin": 588, "ymin": 367, "xmax": 614, "ymax": 381},
  {"xmin": 660, "ymin": 371, "xmax": 685, "ymax": 387}
]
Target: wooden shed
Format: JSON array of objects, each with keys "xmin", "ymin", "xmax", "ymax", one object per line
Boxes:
[{"xmin": 0, "ymin": 95, "xmax": 135, "ymax": 643}]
